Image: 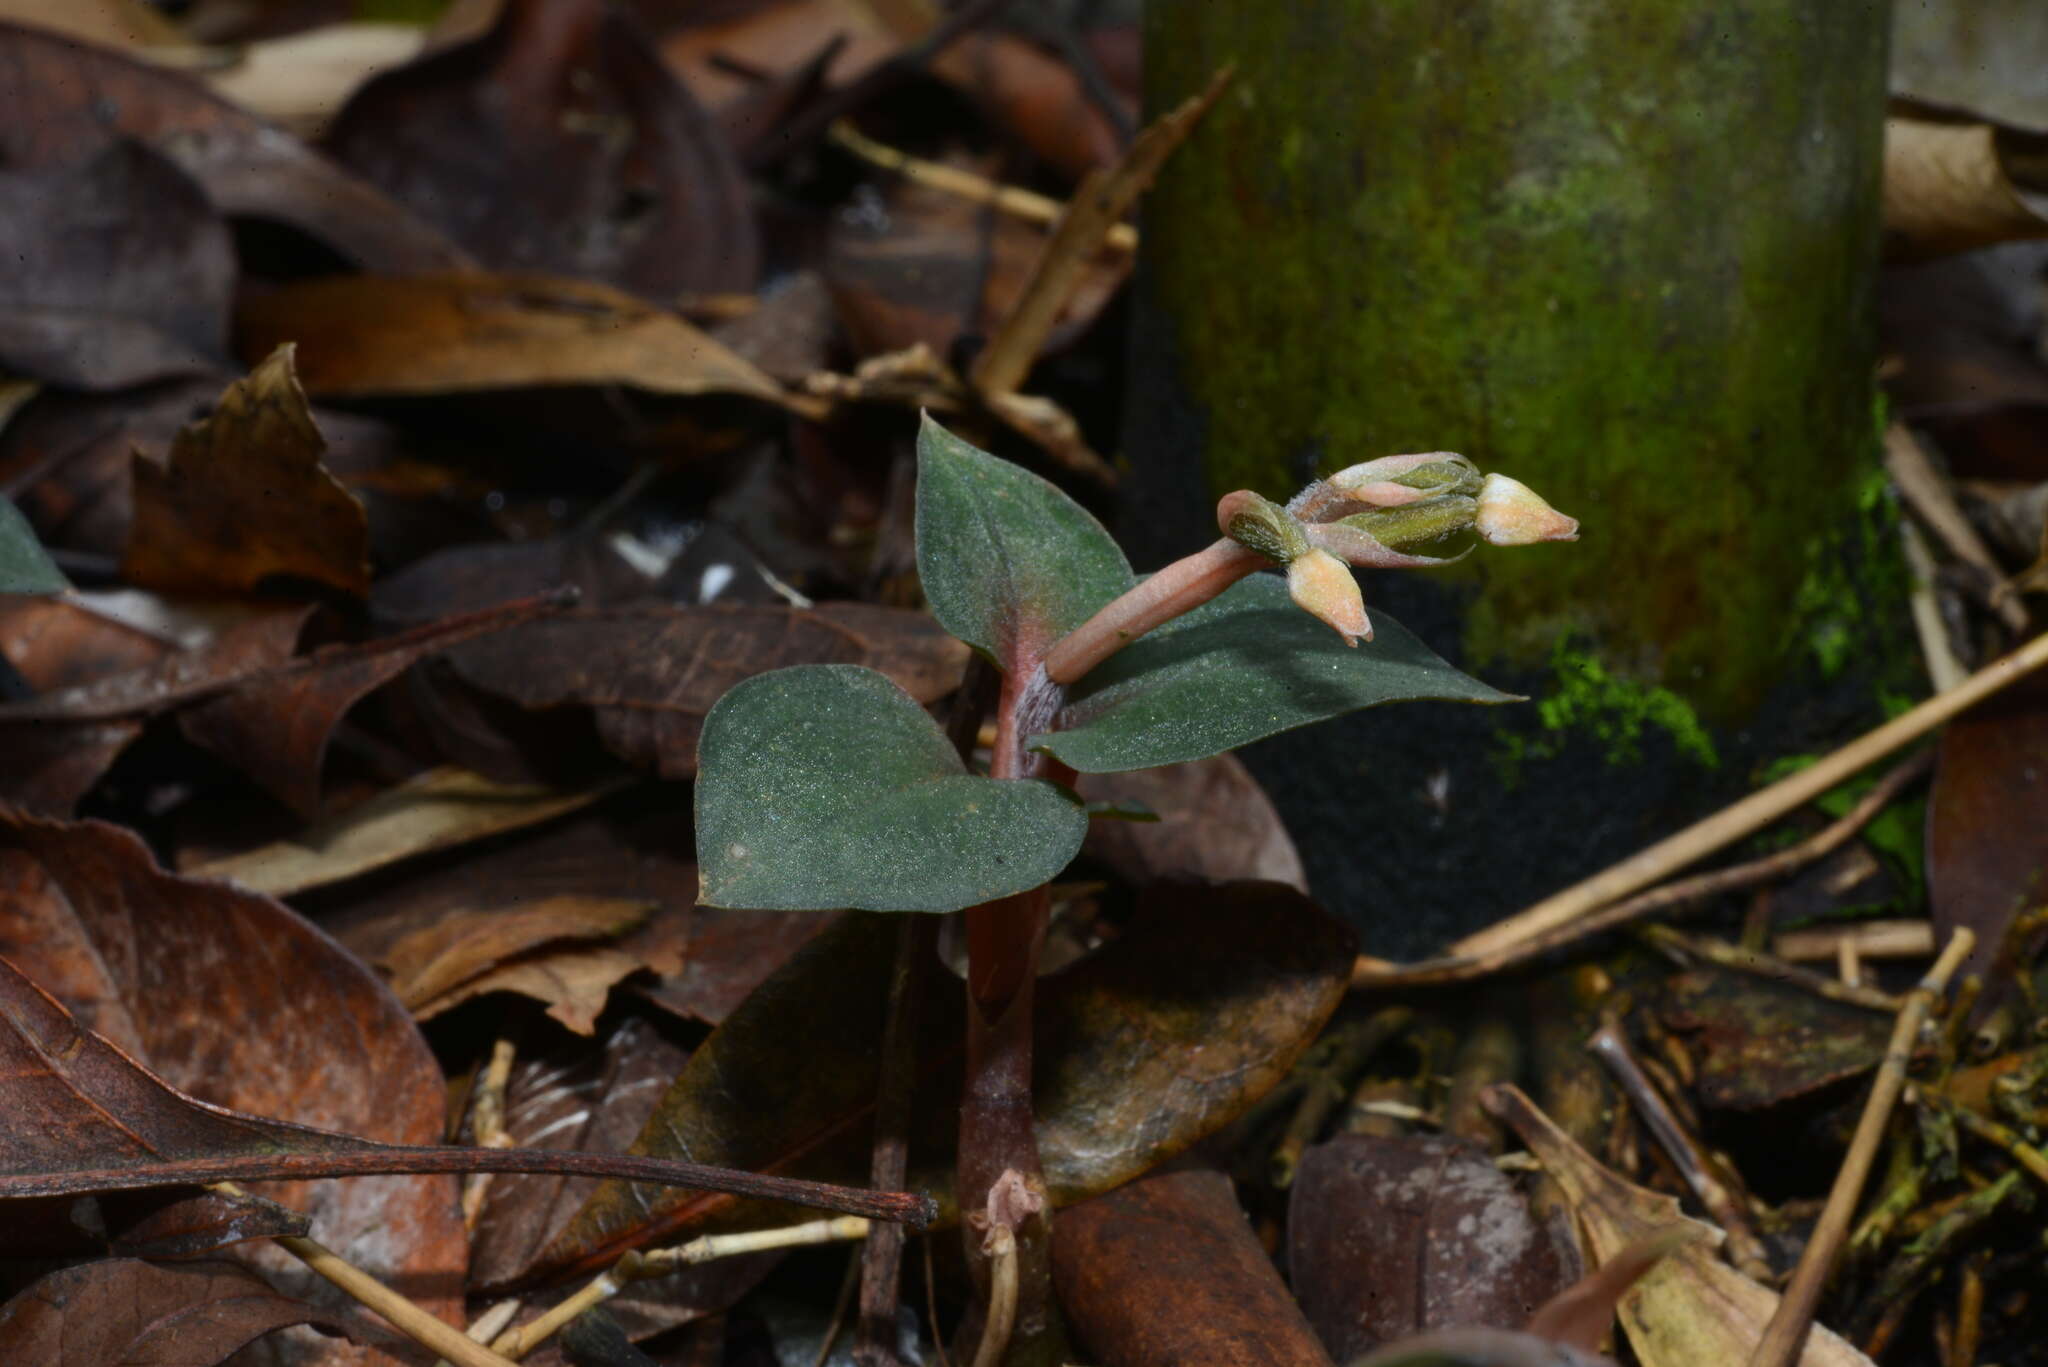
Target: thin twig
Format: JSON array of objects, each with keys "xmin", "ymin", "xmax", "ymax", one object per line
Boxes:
[
  {"xmin": 856, "ymin": 917, "xmax": 936, "ymax": 1366},
  {"xmin": 1640, "ymin": 925, "xmax": 1906, "ymax": 1013},
  {"xmin": 813, "ymin": 1249, "xmax": 864, "ymax": 1367},
  {"xmin": 1356, "ymin": 749, "xmax": 1935, "ymax": 986},
  {"xmin": 1749, "ymin": 929, "xmax": 1975, "ymax": 1367},
  {"xmin": 1885, "ymin": 423, "xmax": 2030, "ymax": 634},
  {"xmin": 462, "ymin": 1036, "xmax": 518, "ymax": 1230},
  {"xmin": 830, "ymin": 120, "xmax": 1137, "ymax": 251},
  {"xmin": 490, "ymin": 1218, "xmax": 872, "ymax": 1360},
  {"xmin": 971, "ymin": 65, "xmax": 1232, "ymax": 397},
  {"xmin": 1446, "ymin": 625, "xmax": 2048, "ymax": 961},
  {"xmin": 1270, "ymin": 1006, "xmax": 1412, "ymax": 1186},
  {"xmin": 1901, "ymin": 517, "xmax": 1970, "ymax": 690},
  {"xmin": 1774, "ymin": 919, "xmax": 1935, "ymax": 964},
  {"xmin": 969, "ymin": 1227, "xmax": 1018, "ymax": 1367}
]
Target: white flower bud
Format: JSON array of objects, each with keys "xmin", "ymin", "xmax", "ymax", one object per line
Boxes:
[{"xmin": 1475, "ymin": 474, "xmax": 1579, "ymax": 546}]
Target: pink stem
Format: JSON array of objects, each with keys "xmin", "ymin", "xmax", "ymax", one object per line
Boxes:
[{"xmin": 1042, "ymin": 539, "xmax": 1265, "ymax": 685}]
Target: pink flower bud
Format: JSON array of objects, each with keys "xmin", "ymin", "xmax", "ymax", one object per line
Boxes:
[
  {"xmin": 1286, "ymin": 547, "xmax": 1372, "ymax": 645},
  {"xmin": 1475, "ymin": 474, "xmax": 1579, "ymax": 546}
]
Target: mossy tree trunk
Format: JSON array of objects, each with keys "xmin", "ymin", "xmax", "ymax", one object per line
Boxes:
[{"xmin": 1125, "ymin": 1, "xmax": 1901, "ymax": 951}]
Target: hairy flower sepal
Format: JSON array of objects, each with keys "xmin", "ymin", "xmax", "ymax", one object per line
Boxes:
[
  {"xmin": 694, "ymin": 664, "xmax": 1087, "ymax": 913},
  {"xmin": 1285, "ymin": 547, "xmax": 1371, "ymax": 644}
]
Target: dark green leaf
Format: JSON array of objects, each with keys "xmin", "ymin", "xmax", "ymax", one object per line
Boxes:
[
  {"xmin": 694, "ymin": 664, "xmax": 1087, "ymax": 912},
  {"xmin": 0, "ymin": 499, "xmax": 65, "ymax": 593},
  {"xmin": 1034, "ymin": 574, "xmax": 1516, "ymax": 773},
  {"xmin": 914, "ymin": 414, "xmax": 1131, "ymax": 669},
  {"xmin": 531, "ymin": 883, "xmax": 1355, "ymax": 1283}
]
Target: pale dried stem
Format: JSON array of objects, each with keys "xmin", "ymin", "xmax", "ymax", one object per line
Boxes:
[
  {"xmin": 215, "ymin": 1180, "xmax": 520, "ymax": 1367},
  {"xmin": 829, "ymin": 120, "xmax": 1137, "ymax": 251},
  {"xmin": 1450, "ymin": 631, "xmax": 2048, "ymax": 962},
  {"xmin": 1900, "ymin": 519, "xmax": 1969, "ymax": 691},
  {"xmin": 462, "ymin": 1036, "xmax": 518, "ymax": 1230},
  {"xmin": 1044, "ymin": 538, "xmax": 1264, "ymax": 685},
  {"xmin": 1640, "ymin": 925, "xmax": 1905, "ymax": 1013},
  {"xmin": 489, "ymin": 1218, "xmax": 871, "ymax": 1360},
  {"xmin": 969, "ymin": 1227, "xmax": 1019, "ymax": 1367},
  {"xmin": 1356, "ymin": 749, "xmax": 1934, "ymax": 986},
  {"xmin": 1749, "ymin": 929, "xmax": 1976, "ymax": 1367}
]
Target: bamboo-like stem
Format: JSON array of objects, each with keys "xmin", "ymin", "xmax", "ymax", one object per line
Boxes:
[
  {"xmin": 1454, "ymin": 631, "xmax": 2048, "ymax": 961},
  {"xmin": 1043, "ymin": 539, "xmax": 1264, "ymax": 684},
  {"xmin": 1749, "ymin": 928, "xmax": 1974, "ymax": 1367}
]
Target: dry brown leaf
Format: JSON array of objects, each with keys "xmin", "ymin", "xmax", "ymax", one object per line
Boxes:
[
  {"xmin": 1885, "ymin": 116, "xmax": 2048, "ymax": 259},
  {"xmin": 1485, "ymin": 1085, "xmax": 1875, "ymax": 1367},
  {"xmin": 237, "ymin": 271, "xmax": 784, "ymax": 401},
  {"xmin": 1076, "ymin": 754, "xmax": 1307, "ymax": 891},
  {"xmin": 381, "ymin": 894, "xmax": 655, "ymax": 1008},
  {"xmin": 411, "ymin": 935, "xmax": 684, "ymax": 1035},
  {"xmin": 205, "ymin": 23, "xmax": 427, "ymax": 138},
  {"xmin": 0, "ymin": 0, "xmax": 185, "ymax": 48},
  {"xmin": 122, "ymin": 345, "xmax": 371, "ymax": 598}
]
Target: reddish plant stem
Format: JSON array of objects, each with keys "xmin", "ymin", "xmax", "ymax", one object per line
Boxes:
[{"xmin": 1041, "ymin": 539, "xmax": 1263, "ymax": 685}]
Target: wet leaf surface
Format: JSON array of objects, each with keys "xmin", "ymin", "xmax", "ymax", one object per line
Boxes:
[
  {"xmin": 1039, "ymin": 576, "xmax": 1517, "ymax": 774},
  {"xmin": 1287, "ymin": 1133, "xmax": 1571, "ymax": 1360},
  {"xmin": 0, "ymin": 138, "xmax": 233, "ymax": 389},
  {"xmin": 915, "ymin": 414, "xmax": 1130, "ymax": 669},
  {"xmin": 327, "ymin": 0, "xmax": 759, "ymax": 298},
  {"xmin": 1929, "ymin": 674, "xmax": 2048, "ymax": 1007},
  {"xmin": 0, "ymin": 1258, "xmax": 353, "ymax": 1366},
  {"xmin": 1657, "ymin": 970, "xmax": 1891, "ymax": 1111},
  {"xmin": 1054, "ymin": 1164, "xmax": 1333, "ymax": 1367},
  {"xmin": 123, "ymin": 346, "xmax": 370, "ymax": 598},
  {"xmin": 538, "ymin": 882, "xmax": 1354, "ymax": 1284},
  {"xmin": 444, "ymin": 601, "xmax": 969, "ymax": 778},
  {"xmin": 0, "ymin": 20, "xmax": 467, "ymax": 274},
  {"xmin": 694, "ymin": 664, "xmax": 1087, "ymax": 912},
  {"xmin": 236, "ymin": 272, "xmax": 782, "ymax": 401}
]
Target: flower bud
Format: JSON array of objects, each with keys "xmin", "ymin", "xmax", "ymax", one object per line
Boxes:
[
  {"xmin": 1218, "ymin": 489, "xmax": 1310, "ymax": 564},
  {"xmin": 1286, "ymin": 547, "xmax": 1371, "ymax": 645},
  {"xmin": 1327, "ymin": 452, "xmax": 1481, "ymax": 506},
  {"xmin": 1475, "ymin": 474, "xmax": 1579, "ymax": 546}
]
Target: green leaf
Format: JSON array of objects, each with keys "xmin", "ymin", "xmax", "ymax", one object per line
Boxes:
[
  {"xmin": 694, "ymin": 664, "xmax": 1087, "ymax": 912},
  {"xmin": 1033, "ymin": 574, "xmax": 1517, "ymax": 773},
  {"xmin": 914, "ymin": 414, "xmax": 1131, "ymax": 669},
  {"xmin": 0, "ymin": 499, "xmax": 66, "ymax": 593}
]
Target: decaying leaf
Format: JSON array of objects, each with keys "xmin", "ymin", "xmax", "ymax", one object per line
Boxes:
[
  {"xmin": 1287, "ymin": 1133, "xmax": 1573, "ymax": 1360},
  {"xmin": 1884, "ymin": 116, "xmax": 2048, "ymax": 260},
  {"xmin": 378, "ymin": 895, "xmax": 657, "ymax": 1007},
  {"xmin": 0, "ymin": 138, "xmax": 233, "ymax": 389},
  {"xmin": 535, "ymin": 882, "xmax": 1354, "ymax": 1284},
  {"xmin": 409, "ymin": 933, "xmax": 685, "ymax": 1037},
  {"xmin": 0, "ymin": 592, "xmax": 174, "ymax": 691},
  {"xmin": 327, "ymin": 0, "xmax": 758, "ymax": 298},
  {"xmin": 237, "ymin": 271, "xmax": 784, "ymax": 402},
  {"xmin": 1054, "ymin": 1164, "xmax": 1334, "ymax": 1367},
  {"xmin": 0, "ymin": 1259, "xmax": 353, "ymax": 1367},
  {"xmin": 1658, "ymin": 970, "xmax": 1891, "ymax": 1110},
  {"xmin": 634, "ymin": 906, "xmax": 829, "ymax": 1027},
  {"xmin": 0, "ymin": 20, "xmax": 467, "ymax": 274},
  {"xmin": 1076, "ymin": 753, "xmax": 1308, "ymax": 890},
  {"xmin": 1485, "ymin": 1084, "xmax": 1875, "ymax": 1367},
  {"xmin": 123, "ymin": 345, "xmax": 371, "ymax": 598}
]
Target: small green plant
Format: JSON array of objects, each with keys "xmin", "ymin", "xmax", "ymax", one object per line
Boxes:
[{"xmin": 692, "ymin": 415, "xmax": 1577, "ymax": 1362}]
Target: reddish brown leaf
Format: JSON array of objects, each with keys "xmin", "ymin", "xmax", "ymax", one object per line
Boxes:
[
  {"xmin": 1053, "ymin": 1164, "xmax": 1333, "ymax": 1367},
  {"xmin": 0, "ymin": 1258, "xmax": 353, "ymax": 1366},
  {"xmin": 824, "ymin": 168, "xmax": 1126, "ymax": 362},
  {"xmin": 1929, "ymin": 673, "xmax": 2048, "ymax": 1008},
  {"xmin": 0, "ymin": 138, "xmax": 233, "ymax": 390},
  {"xmin": 0, "ymin": 21, "xmax": 467, "ymax": 274},
  {"xmin": 1076, "ymin": 754, "xmax": 1307, "ymax": 890},
  {"xmin": 123, "ymin": 345, "xmax": 371, "ymax": 598},
  {"xmin": 0, "ymin": 810, "xmax": 467, "ymax": 1354},
  {"xmin": 236, "ymin": 271, "xmax": 783, "ymax": 401},
  {"xmin": 1287, "ymin": 1133, "xmax": 1572, "ymax": 1360},
  {"xmin": 635, "ymin": 906, "xmax": 829, "ymax": 1026},
  {"xmin": 0, "ymin": 593, "xmax": 175, "ymax": 692},
  {"xmin": 443, "ymin": 601, "xmax": 969, "ymax": 777},
  {"xmin": 0, "ymin": 606, "xmax": 311, "ymax": 813},
  {"xmin": 1657, "ymin": 970, "xmax": 1889, "ymax": 1110},
  {"xmin": 326, "ymin": 0, "xmax": 758, "ymax": 297},
  {"xmin": 933, "ymin": 30, "xmax": 1127, "ymax": 180}
]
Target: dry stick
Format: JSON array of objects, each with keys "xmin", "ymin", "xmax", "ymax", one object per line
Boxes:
[
  {"xmin": 971, "ymin": 65, "xmax": 1232, "ymax": 398},
  {"xmin": 1884, "ymin": 423, "xmax": 2031, "ymax": 635},
  {"xmin": 1952, "ymin": 1253, "xmax": 1987, "ymax": 1367},
  {"xmin": 461, "ymin": 1036, "xmax": 519, "ymax": 1230},
  {"xmin": 1452, "ymin": 630, "xmax": 2048, "ymax": 962},
  {"xmin": 1587, "ymin": 1023, "xmax": 1772, "ymax": 1282},
  {"xmin": 1900, "ymin": 518, "xmax": 1969, "ymax": 692},
  {"xmin": 856, "ymin": 917, "xmax": 936, "ymax": 1367},
  {"xmin": 1356, "ymin": 749, "xmax": 1935, "ymax": 986},
  {"xmin": 1639, "ymin": 925, "xmax": 1906, "ymax": 1014},
  {"xmin": 490, "ymin": 1218, "xmax": 873, "ymax": 1360},
  {"xmin": 969, "ymin": 1227, "xmax": 1019, "ymax": 1367},
  {"xmin": 829, "ymin": 120, "xmax": 1138, "ymax": 251},
  {"xmin": 1270, "ymin": 1006, "xmax": 1413, "ymax": 1186},
  {"xmin": 1774, "ymin": 919, "xmax": 1935, "ymax": 965},
  {"xmin": 1749, "ymin": 928, "xmax": 1975, "ymax": 1367},
  {"xmin": 211, "ymin": 1182, "xmax": 519, "ymax": 1367}
]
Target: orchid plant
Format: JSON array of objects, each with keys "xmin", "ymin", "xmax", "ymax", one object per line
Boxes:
[{"xmin": 691, "ymin": 415, "xmax": 1576, "ymax": 1362}]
